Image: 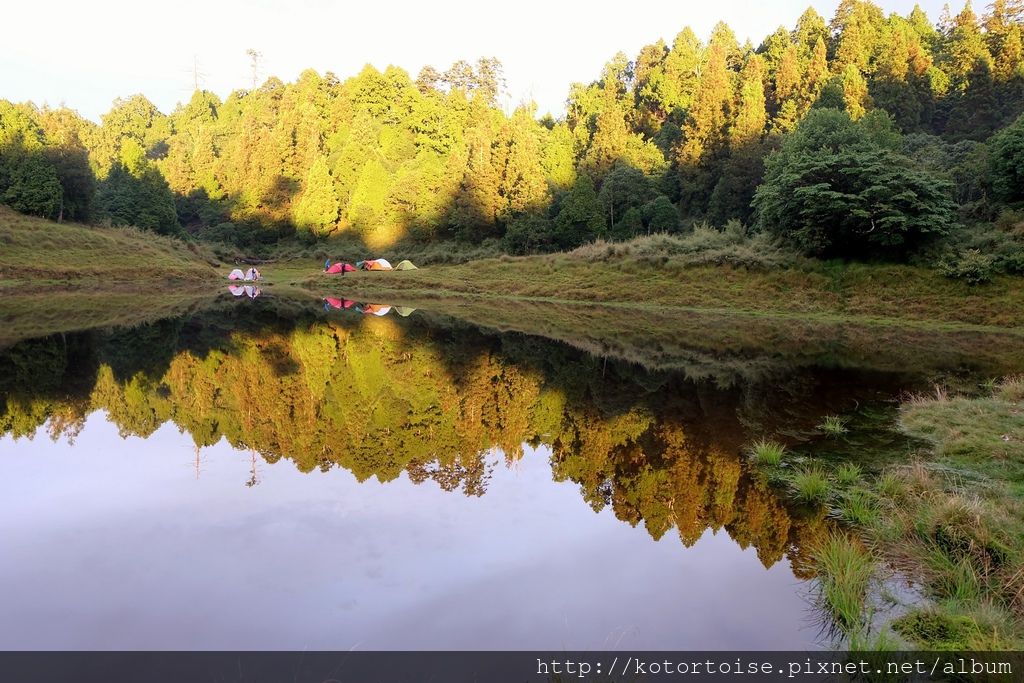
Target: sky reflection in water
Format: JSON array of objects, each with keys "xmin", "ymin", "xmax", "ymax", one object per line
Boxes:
[{"xmin": 1, "ymin": 412, "xmax": 814, "ymax": 650}]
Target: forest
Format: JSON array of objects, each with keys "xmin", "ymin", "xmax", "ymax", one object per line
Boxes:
[{"xmin": 1, "ymin": 0, "xmax": 1024, "ymax": 278}]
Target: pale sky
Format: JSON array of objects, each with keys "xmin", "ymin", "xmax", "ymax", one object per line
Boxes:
[{"xmin": 4, "ymin": 0, "xmax": 952, "ymax": 122}]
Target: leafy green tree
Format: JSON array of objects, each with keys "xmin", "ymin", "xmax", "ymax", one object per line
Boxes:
[
  {"xmin": 553, "ymin": 175, "xmax": 605, "ymax": 248},
  {"xmin": 598, "ymin": 164, "xmax": 658, "ymax": 232},
  {"xmin": 45, "ymin": 146, "xmax": 95, "ymax": 221},
  {"xmin": 96, "ymin": 162, "xmax": 180, "ymax": 234},
  {"xmin": 1, "ymin": 148, "xmax": 62, "ymax": 217},
  {"xmin": 642, "ymin": 195, "xmax": 680, "ymax": 233},
  {"xmin": 753, "ymin": 108, "xmax": 955, "ymax": 259},
  {"xmin": 988, "ymin": 112, "xmax": 1024, "ymax": 202}
]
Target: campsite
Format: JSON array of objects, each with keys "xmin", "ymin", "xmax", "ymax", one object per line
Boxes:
[{"xmin": 2, "ymin": 0, "xmax": 1024, "ymax": 668}]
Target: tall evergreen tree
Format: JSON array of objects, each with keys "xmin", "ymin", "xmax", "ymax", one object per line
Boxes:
[{"xmin": 292, "ymin": 156, "xmax": 339, "ymax": 236}]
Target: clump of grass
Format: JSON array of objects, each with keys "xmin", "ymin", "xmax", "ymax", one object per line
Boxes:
[
  {"xmin": 819, "ymin": 414, "xmax": 849, "ymax": 436},
  {"xmin": 812, "ymin": 533, "xmax": 874, "ymax": 630},
  {"xmin": 847, "ymin": 627, "xmax": 902, "ymax": 651},
  {"xmin": 892, "ymin": 609, "xmax": 982, "ymax": 650},
  {"xmin": 836, "ymin": 488, "xmax": 879, "ymax": 526},
  {"xmin": 836, "ymin": 462, "xmax": 863, "ymax": 486},
  {"xmin": 997, "ymin": 374, "xmax": 1024, "ymax": 402},
  {"xmin": 746, "ymin": 438, "xmax": 786, "ymax": 466},
  {"xmin": 876, "ymin": 471, "xmax": 907, "ymax": 500},
  {"xmin": 791, "ymin": 466, "xmax": 832, "ymax": 505}
]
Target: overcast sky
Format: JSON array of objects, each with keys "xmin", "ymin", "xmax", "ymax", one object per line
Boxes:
[{"xmin": 4, "ymin": 0, "xmax": 952, "ymax": 122}]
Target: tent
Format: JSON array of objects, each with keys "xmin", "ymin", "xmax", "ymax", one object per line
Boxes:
[
  {"xmin": 244, "ymin": 267, "xmax": 261, "ymax": 281},
  {"xmin": 364, "ymin": 258, "xmax": 393, "ymax": 271},
  {"xmin": 228, "ymin": 268, "xmax": 245, "ymax": 280},
  {"xmin": 361, "ymin": 303, "xmax": 392, "ymax": 316},
  {"xmin": 394, "ymin": 260, "xmax": 418, "ymax": 270},
  {"xmin": 325, "ymin": 262, "xmax": 356, "ymax": 274},
  {"xmin": 324, "ymin": 297, "xmax": 344, "ymax": 309},
  {"xmin": 228, "ymin": 285, "xmax": 246, "ymax": 296},
  {"xmin": 393, "ymin": 306, "xmax": 417, "ymax": 317}
]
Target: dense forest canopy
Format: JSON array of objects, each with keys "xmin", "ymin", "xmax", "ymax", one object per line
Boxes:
[{"xmin": 1, "ymin": 0, "xmax": 1023, "ymax": 267}]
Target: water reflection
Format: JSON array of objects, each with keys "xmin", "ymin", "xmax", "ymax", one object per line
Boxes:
[
  {"xmin": 0, "ymin": 305, "xmax": 837, "ymax": 567},
  {"xmin": 322, "ymin": 297, "xmax": 416, "ymax": 317},
  {"xmin": 228, "ymin": 284, "xmax": 261, "ymax": 298},
  {"xmin": 1, "ymin": 296, "xmax": 1016, "ymax": 648}
]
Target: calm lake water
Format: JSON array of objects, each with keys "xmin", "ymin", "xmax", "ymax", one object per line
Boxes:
[{"xmin": 2, "ymin": 293, "xmax": 1022, "ymax": 650}]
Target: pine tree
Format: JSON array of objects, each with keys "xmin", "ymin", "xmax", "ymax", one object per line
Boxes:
[
  {"xmin": 680, "ymin": 43, "xmax": 732, "ymax": 164},
  {"xmin": 584, "ymin": 97, "xmax": 631, "ymax": 174},
  {"xmin": 793, "ymin": 7, "xmax": 829, "ymax": 60},
  {"xmin": 496, "ymin": 108, "xmax": 549, "ymax": 218},
  {"xmin": 800, "ymin": 38, "xmax": 831, "ymax": 113},
  {"xmin": 944, "ymin": 1, "xmax": 993, "ymax": 90},
  {"xmin": 842, "ymin": 65, "xmax": 873, "ymax": 119},
  {"xmin": 830, "ymin": 0, "xmax": 885, "ymax": 74},
  {"xmin": 661, "ymin": 28, "xmax": 705, "ymax": 116},
  {"xmin": 677, "ymin": 43, "xmax": 733, "ymax": 214},
  {"xmin": 293, "ymin": 156, "xmax": 339, "ymax": 236},
  {"xmin": 732, "ymin": 55, "xmax": 767, "ymax": 145},
  {"xmin": 775, "ymin": 44, "xmax": 802, "ymax": 103},
  {"xmin": 994, "ymin": 23, "xmax": 1024, "ymax": 81}
]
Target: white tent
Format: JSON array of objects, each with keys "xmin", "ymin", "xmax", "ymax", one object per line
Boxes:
[{"xmin": 228, "ymin": 268, "xmax": 245, "ymax": 280}]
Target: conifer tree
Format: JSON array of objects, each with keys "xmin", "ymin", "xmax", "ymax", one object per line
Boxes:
[
  {"xmin": 293, "ymin": 156, "xmax": 339, "ymax": 236},
  {"xmin": 733, "ymin": 55, "xmax": 768, "ymax": 145}
]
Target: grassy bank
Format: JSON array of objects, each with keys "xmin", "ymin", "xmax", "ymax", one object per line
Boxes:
[
  {"xmin": 0, "ymin": 208, "xmax": 219, "ymax": 290},
  {"xmin": 285, "ymin": 233, "xmax": 1024, "ymax": 328},
  {"xmin": 749, "ymin": 378, "xmax": 1024, "ymax": 649}
]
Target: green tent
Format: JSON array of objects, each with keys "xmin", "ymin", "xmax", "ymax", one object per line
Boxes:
[{"xmin": 395, "ymin": 260, "xmax": 418, "ymax": 270}]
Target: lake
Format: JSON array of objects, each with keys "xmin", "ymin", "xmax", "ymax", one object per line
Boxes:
[{"xmin": 2, "ymin": 291, "xmax": 1022, "ymax": 650}]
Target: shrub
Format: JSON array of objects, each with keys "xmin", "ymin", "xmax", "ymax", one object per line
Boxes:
[{"xmin": 939, "ymin": 249, "xmax": 997, "ymax": 284}]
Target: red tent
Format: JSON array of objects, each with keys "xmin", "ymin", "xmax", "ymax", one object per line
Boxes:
[{"xmin": 324, "ymin": 297, "xmax": 343, "ymax": 309}]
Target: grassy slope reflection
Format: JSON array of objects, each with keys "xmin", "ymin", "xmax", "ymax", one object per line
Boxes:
[{"xmin": 1, "ymin": 307, "xmax": 837, "ymax": 575}]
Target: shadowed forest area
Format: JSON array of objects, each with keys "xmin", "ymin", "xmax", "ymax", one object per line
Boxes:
[{"xmin": 1, "ymin": 0, "xmax": 1024, "ymax": 282}]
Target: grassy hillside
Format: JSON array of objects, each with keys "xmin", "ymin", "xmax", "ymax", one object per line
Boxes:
[
  {"xmin": 290, "ymin": 237, "xmax": 1024, "ymax": 328},
  {"xmin": 0, "ymin": 207, "xmax": 219, "ymax": 289}
]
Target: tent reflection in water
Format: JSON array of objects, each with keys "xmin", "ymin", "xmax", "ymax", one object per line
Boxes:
[
  {"xmin": 361, "ymin": 304, "xmax": 391, "ymax": 316},
  {"xmin": 229, "ymin": 285, "xmax": 261, "ymax": 299}
]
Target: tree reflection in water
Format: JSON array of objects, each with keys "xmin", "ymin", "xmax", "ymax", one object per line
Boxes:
[{"xmin": 3, "ymin": 300, "xmax": 918, "ymax": 578}]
